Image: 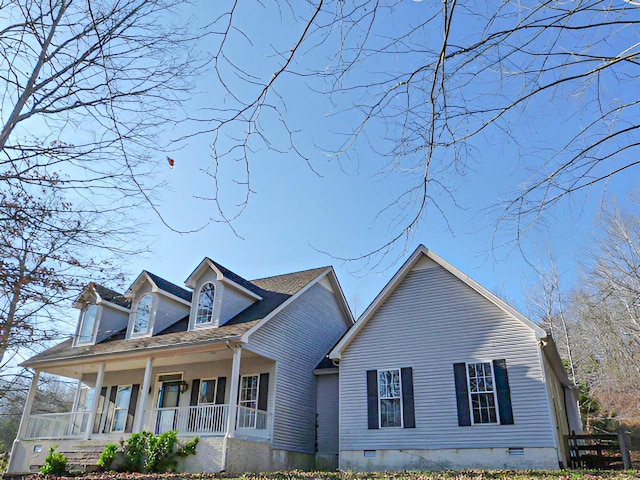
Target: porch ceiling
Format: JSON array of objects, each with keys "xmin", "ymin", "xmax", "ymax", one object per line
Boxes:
[{"xmin": 40, "ymin": 346, "xmax": 264, "ymax": 379}]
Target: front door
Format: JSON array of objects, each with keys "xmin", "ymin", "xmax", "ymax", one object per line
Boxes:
[{"xmin": 156, "ymin": 381, "xmax": 181, "ymax": 433}]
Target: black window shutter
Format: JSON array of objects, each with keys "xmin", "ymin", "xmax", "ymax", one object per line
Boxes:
[
  {"xmin": 453, "ymin": 363, "xmax": 471, "ymax": 426},
  {"xmin": 258, "ymin": 373, "xmax": 269, "ymax": 411},
  {"xmin": 366, "ymin": 370, "xmax": 379, "ymax": 429},
  {"xmin": 190, "ymin": 379, "xmax": 201, "ymax": 406},
  {"xmin": 400, "ymin": 367, "xmax": 416, "ymax": 428},
  {"xmin": 493, "ymin": 359, "xmax": 514, "ymax": 425},
  {"xmin": 92, "ymin": 386, "xmax": 108, "ymax": 434},
  {"xmin": 215, "ymin": 377, "xmax": 226, "ymax": 404},
  {"xmin": 125, "ymin": 384, "xmax": 140, "ymax": 433}
]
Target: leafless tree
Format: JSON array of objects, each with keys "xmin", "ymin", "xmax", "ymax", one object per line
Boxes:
[
  {"xmin": 0, "ymin": 0, "xmax": 205, "ymax": 225},
  {"xmin": 569, "ymin": 200, "xmax": 640, "ymax": 419},
  {"xmin": 526, "ymin": 252, "xmax": 576, "ymax": 382},
  {"xmin": 194, "ymin": 0, "xmax": 640, "ymax": 258},
  {"xmin": 0, "ymin": 183, "xmax": 131, "ymax": 370},
  {"xmin": 0, "ymin": 372, "xmax": 75, "ymax": 452},
  {"xmin": 0, "ymin": 0, "xmax": 207, "ymax": 378}
]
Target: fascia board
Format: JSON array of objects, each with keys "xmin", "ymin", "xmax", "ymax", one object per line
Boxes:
[{"xmin": 125, "ymin": 271, "xmax": 155, "ymax": 299}]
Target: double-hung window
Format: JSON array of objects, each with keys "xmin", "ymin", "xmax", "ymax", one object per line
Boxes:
[
  {"xmin": 467, "ymin": 362, "xmax": 498, "ymax": 424},
  {"xmin": 378, "ymin": 369, "xmax": 402, "ymax": 427},
  {"xmin": 198, "ymin": 378, "xmax": 217, "ymax": 404},
  {"xmin": 112, "ymin": 385, "xmax": 132, "ymax": 432},
  {"xmin": 366, "ymin": 367, "xmax": 415, "ymax": 429},
  {"xmin": 238, "ymin": 375, "xmax": 259, "ymax": 428}
]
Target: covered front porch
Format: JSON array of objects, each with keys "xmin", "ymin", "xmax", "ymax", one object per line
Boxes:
[{"xmin": 16, "ymin": 343, "xmax": 273, "ymax": 444}]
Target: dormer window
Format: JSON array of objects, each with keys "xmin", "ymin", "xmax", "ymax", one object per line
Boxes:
[
  {"xmin": 133, "ymin": 294, "xmax": 152, "ymax": 335},
  {"xmin": 196, "ymin": 283, "xmax": 215, "ymax": 325},
  {"xmin": 78, "ymin": 305, "xmax": 98, "ymax": 344}
]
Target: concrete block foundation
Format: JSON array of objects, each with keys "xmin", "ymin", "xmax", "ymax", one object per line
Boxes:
[{"xmin": 340, "ymin": 447, "xmax": 561, "ymax": 471}]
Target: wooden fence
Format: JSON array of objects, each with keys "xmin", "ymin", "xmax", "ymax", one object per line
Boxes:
[{"xmin": 564, "ymin": 429, "xmax": 635, "ymax": 469}]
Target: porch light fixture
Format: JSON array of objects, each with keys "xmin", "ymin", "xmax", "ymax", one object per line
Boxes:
[{"xmin": 179, "ymin": 380, "xmax": 189, "ymax": 393}]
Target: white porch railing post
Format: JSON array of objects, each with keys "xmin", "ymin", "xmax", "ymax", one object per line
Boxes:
[
  {"xmin": 16, "ymin": 369, "xmax": 40, "ymax": 440},
  {"xmin": 84, "ymin": 363, "xmax": 105, "ymax": 440},
  {"xmin": 134, "ymin": 357, "xmax": 154, "ymax": 433},
  {"xmin": 226, "ymin": 346, "xmax": 242, "ymax": 438}
]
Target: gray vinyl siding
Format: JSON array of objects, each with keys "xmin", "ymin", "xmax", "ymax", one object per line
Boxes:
[
  {"xmin": 220, "ymin": 285, "xmax": 255, "ymax": 325},
  {"xmin": 96, "ymin": 305, "xmax": 129, "ymax": 343},
  {"xmin": 152, "ymin": 295, "xmax": 190, "ymax": 334},
  {"xmin": 340, "ymin": 263, "xmax": 557, "ymax": 451},
  {"xmin": 316, "ymin": 373, "xmax": 340, "ymax": 455},
  {"xmin": 247, "ymin": 283, "xmax": 350, "ymax": 454}
]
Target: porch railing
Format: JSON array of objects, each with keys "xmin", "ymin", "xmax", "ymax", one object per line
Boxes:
[
  {"xmin": 155, "ymin": 404, "xmax": 229, "ymax": 435},
  {"xmin": 237, "ymin": 406, "xmax": 268, "ymax": 430},
  {"xmin": 23, "ymin": 405, "xmax": 270, "ymax": 440},
  {"xmin": 24, "ymin": 412, "xmax": 91, "ymax": 439},
  {"xmin": 153, "ymin": 404, "xmax": 269, "ymax": 436}
]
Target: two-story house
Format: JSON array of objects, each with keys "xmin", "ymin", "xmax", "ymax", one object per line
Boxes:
[{"xmin": 7, "ymin": 259, "xmax": 353, "ymax": 474}]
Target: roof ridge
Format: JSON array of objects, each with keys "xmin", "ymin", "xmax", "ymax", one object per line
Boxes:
[
  {"xmin": 251, "ymin": 265, "xmax": 329, "ymax": 283},
  {"xmin": 144, "ymin": 270, "xmax": 188, "ymax": 290}
]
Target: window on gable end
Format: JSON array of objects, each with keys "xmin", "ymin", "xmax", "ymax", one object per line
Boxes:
[
  {"xmin": 453, "ymin": 359, "xmax": 514, "ymax": 426},
  {"xmin": 467, "ymin": 362, "xmax": 498, "ymax": 424},
  {"xmin": 132, "ymin": 294, "xmax": 152, "ymax": 335},
  {"xmin": 366, "ymin": 368, "xmax": 415, "ymax": 429},
  {"xmin": 78, "ymin": 304, "xmax": 98, "ymax": 344},
  {"xmin": 196, "ymin": 282, "xmax": 215, "ymax": 325},
  {"xmin": 378, "ymin": 369, "xmax": 402, "ymax": 427}
]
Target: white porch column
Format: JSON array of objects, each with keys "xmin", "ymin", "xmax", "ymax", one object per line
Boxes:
[
  {"xmin": 134, "ymin": 357, "xmax": 154, "ymax": 433},
  {"xmin": 84, "ymin": 363, "xmax": 105, "ymax": 440},
  {"xmin": 16, "ymin": 369, "xmax": 40, "ymax": 440},
  {"xmin": 226, "ymin": 345, "xmax": 242, "ymax": 438}
]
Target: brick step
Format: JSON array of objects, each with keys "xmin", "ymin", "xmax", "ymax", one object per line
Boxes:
[{"xmin": 59, "ymin": 444, "xmax": 107, "ymax": 473}]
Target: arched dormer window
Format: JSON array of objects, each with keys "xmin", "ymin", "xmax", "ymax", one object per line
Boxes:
[
  {"xmin": 196, "ymin": 283, "xmax": 215, "ymax": 325},
  {"xmin": 78, "ymin": 304, "xmax": 98, "ymax": 344},
  {"xmin": 133, "ymin": 294, "xmax": 152, "ymax": 335}
]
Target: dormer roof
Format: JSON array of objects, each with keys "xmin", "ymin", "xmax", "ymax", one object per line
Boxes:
[
  {"xmin": 125, "ymin": 270, "xmax": 192, "ymax": 304},
  {"xmin": 23, "ymin": 266, "xmax": 343, "ymax": 368},
  {"xmin": 73, "ymin": 282, "xmax": 131, "ymax": 309},
  {"xmin": 185, "ymin": 258, "xmax": 263, "ymax": 300}
]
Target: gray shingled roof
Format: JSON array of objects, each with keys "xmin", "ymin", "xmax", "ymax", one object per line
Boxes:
[
  {"xmin": 23, "ymin": 266, "xmax": 329, "ymax": 367},
  {"xmin": 75, "ymin": 283, "xmax": 131, "ymax": 309},
  {"xmin": 145, "ymin": 271, "xmax": 193, "ymax": 302}
]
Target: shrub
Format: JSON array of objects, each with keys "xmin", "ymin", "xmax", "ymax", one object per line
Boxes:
[
  {"xmin": 97, "ymin": 443, "xmax": 119, "ymax": 471},
  {"xmin": 40, "ymin": 445, "xmax": 67, "ymax": 475},
  {"xmin": 98, "ymin": 430, "xmax": 199, "ymax": 473}
]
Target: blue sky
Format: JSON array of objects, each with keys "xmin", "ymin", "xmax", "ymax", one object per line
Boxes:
[{"xmin": 43, "ymin": 0, "xmax": 639, "ymax": 333}]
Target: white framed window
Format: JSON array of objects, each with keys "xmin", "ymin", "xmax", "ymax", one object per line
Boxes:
[
  {"xmin": 77, "ymin": 386, "xmax": 95, "ymax": 412},
  {"xmin": 132, "ymin": 294, "xmax": 152, "ymax": 335},
  {"xmin": 199, "ymin": 378, "xmax": 217, "ymax": 404},
  {"xmin": 78, "ymin": 304, "xmax": 98, "ymax": 344},
  {"xmin": 466, "ymin": 362, "xmax": 499, "ymax": 424},
  {"xmin": 238, "ymin": 374, "xmax": 259, "ymax": 428},
  {"xmin": 195, "ymin": 283, "xmax": 215, "ymax": 325},
  {"xmin": 112, "ymin": 385, "xmax": 132, "ymax": 432},
  {"xmin": 378, "ymin": 369, "xmax": 402, "ymax": 428}
]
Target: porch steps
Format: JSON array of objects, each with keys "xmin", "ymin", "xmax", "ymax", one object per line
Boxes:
[{"xmin": 59, "ymin": 443, "xmax": 106, "ymax": 473}]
